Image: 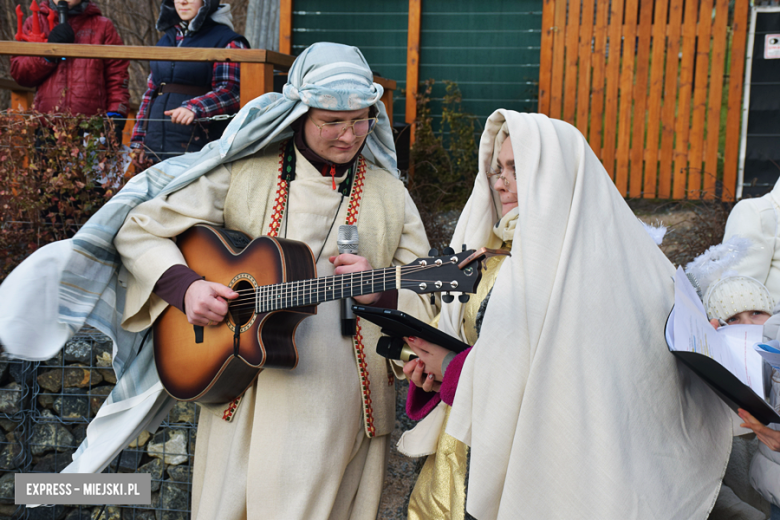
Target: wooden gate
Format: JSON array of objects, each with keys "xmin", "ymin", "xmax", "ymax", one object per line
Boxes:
[{"xmin": 538, "ymin": 0, "xmax": 750, "ymax": 201}]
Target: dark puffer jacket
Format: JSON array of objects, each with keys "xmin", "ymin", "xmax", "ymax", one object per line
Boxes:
[{"xmin": 10, "ymin": 1, "xmax": 129, "ymax": 116}]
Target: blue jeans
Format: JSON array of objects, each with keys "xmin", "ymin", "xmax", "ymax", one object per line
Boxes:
[{"xmin": 772, "ymin": 503, "xmax": 780, "ymax": 520}]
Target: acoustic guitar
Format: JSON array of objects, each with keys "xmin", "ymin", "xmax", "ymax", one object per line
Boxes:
[{"xmin": 154, "ymin": 224, "xmax": 495, "ymax": 403}]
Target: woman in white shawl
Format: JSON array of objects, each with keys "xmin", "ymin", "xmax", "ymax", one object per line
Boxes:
[{"xmin": 402, "ymin": 110, "xmax": 733, "ymax": 519}]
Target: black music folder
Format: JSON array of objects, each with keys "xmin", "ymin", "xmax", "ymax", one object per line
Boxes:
[{"xmin": 352, "ymin": 306, "xmax": 470, "ymax": 354}]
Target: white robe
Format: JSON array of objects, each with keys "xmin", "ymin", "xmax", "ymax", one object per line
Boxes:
[{"xmin": 444, "ymin": 111, "xmax": 733, "ymax": 520}]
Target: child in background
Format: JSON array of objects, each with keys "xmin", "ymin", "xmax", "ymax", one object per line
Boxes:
[
  {"xmin": 698, "ymin": 271, "xmax": 780, "ymax": 520},
  {"xmin": 130, "ymin": 0, "xmax": 249, "ymax": 165}
]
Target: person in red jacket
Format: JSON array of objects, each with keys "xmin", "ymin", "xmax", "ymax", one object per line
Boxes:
[{"xmin": 11, "ymin": 0, "xmax": 130, "ymax": 138}]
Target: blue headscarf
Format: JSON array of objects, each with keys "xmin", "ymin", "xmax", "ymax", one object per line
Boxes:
[{"xmin": 218, "ymin": 42, "xmax": 397, "ymax": 173}]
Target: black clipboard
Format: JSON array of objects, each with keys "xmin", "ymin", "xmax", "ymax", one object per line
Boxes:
[
  {"xmin": 664, "ymin": 307, "xmax": 780, "ymax": 425},
  {"xmin": 352, "ymin": 306, "xmax": 470, "ymax": 354}
]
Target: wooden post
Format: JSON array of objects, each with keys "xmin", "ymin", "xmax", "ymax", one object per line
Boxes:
[
  {"xmin": 123, "ymin": 107, "xmax": 136, "ymax": 147},
  {"xmin": 381, "ymin": 90, "xmax": 393, "ymax": 126},
  {"xmin": 658, "ymin": 0, "xmax": 684, "ymax": 199},
  {"xmin": 10, "ymin": 90, "xmax": 33, "ymax": 111},
  {"xmin": 280, "ymin": 0, "xmax": 293, "ymax": 55},
  {"xmin": 240, "ymin": 62, "xmax": 274, "ymax": 107},
  {"xmin": 643, "ymin": 0, "xmax": 671, "ymax": 198},
  {"xmin": 702, "ymin": 0, "xmax": 730, "ymax": 199},
  {"xmin": 538, "ymin": 0, "xmax": 556, "ymax": 115},
  {"xmin": 722, "ymin": 0, "xmax": 750, "ymax": 201},
  {"xmin": 405, "ymin": 0, "xmax": 422, "ymax": 145}
]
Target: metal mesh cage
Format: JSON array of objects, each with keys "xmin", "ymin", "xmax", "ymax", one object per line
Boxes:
[{"xmin": 2, "ymin": 328, "xmax": 197, "ymax": 520}]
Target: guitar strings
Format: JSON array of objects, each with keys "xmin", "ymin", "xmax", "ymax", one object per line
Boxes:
[
  {"xmin": 224, "ymin": 262, "xmax": 451, "ymax": 299},
  {"xmin": 222, "ymin": 261, "xmax": 470, "ymax": 311},
  {"xmin": 223, "ymin": 262, "xmax": 454, "ymax": 301},
  {"xmin": 225, "ymin": 282, "xmax": 453, "ymax": 312}
]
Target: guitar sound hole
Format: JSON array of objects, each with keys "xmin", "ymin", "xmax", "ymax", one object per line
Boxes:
[{"xmin": 229, "ymin": 280, "xmax": 255, "ymax": 327}]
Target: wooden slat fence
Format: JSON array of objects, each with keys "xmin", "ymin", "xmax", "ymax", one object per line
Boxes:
[{"xmin": 538, "ymin": 0, "xmax": 750, "ymax": 201}]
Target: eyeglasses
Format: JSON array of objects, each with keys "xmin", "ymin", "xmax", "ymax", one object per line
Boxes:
[
  {"xmin": 486, "ymin": 166, "xmax": 517, "ymax": 193},
  {"xmin": 310, "ymin": 117, "xmax": 378, "ymax": 141}
]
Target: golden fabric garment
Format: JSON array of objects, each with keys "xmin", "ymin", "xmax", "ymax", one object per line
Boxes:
[
  {"xmin": 462, "ymin": 238, "xmax": 511, "ymax": 346},
  {"xmin": 407, "ymin": 239, "xmax": 512, "ymax": 520}
]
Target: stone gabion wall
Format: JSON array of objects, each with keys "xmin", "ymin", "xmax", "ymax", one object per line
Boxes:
[{"xmin": 0, "ymin": 328, "xmax": 198, "ymax": 520}]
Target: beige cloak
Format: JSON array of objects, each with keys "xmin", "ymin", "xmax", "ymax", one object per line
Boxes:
[
  {"xmin": 443, "ymin": 111, "xmax": 733, "ymax": 519},
  {"xmin": 114, "ymin": 142, "xmax": 433, "ymax": 519}
]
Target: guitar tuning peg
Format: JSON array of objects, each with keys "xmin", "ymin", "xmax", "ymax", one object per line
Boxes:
[
  {"xmin": 430, "ymin": 294, "xmax": 436, "ymax": 305},
  {"xmin": 458, "ymin": 293, "xmax": 470, "ymax": 303},
  {"xmin": 442, "ymin": 246, "xmax": 455, "ymax": 255},
  {"xmin": 462, "ymin": 244, "xmax": 467, "ymax": 252},
  {"xmin": 428, "ymin": 248, "xmax": 439, "ymax": 257},
  {"xmin": 442, "ymin": 292, "xmax": 454, "ymax": 304}
]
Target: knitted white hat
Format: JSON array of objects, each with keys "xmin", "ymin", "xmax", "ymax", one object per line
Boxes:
[{"xmin": 703, "ymin": 275, "xmax": 775, "ymax": 322}]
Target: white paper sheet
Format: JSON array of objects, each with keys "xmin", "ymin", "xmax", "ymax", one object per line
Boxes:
[{"xmin": 670, "ymin": 267, "xmax": 766, "ymax": 397}]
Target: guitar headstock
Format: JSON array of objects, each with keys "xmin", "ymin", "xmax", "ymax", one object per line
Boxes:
[{"xmin": 402, "ymin": 246, "xmax": 510, "ymax": 301}]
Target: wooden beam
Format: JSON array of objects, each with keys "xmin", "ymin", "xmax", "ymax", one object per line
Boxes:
[
  {"xmin": 0, "ymin": 42, "xmax": 295, "ymax": 68},
  {"xmin": 279, "ymin": 0, "xmax": 293, "ymax": 55},
  {"xmin": 373, "ymin": 74, "xmax": 397, "ymax": 125},
  {"xmin": 381, "ymin": 90, "xmax": 394, "ymax": 126},
  {"xmin": 538, "ymin": 0, "xmax": 556, "ymax": 115},
  {"xmin": 643, "ymin": 0, "xmax": 670, "ymax": 198},
  {"xmin": 658, "ymin": 0, "xmax": 683, "ymax": 198},
  {"xmin": 615, "ymin": 0, "xmax": 639, "ymax": 195},
  {"xmin": 405, "ymin": 0, "xmax": 422, "ymax": 144},
  {"xmin": 702, "ymin": 0, "xmax": 729, "ymax": 199},
  {"xmin": 562, "ymin": 0, "xmax": 581, "ymax": 123},
  {"xmin": 0, "ymin": 77, "xmax": 33, "ymax": 92},
  {"xmin": 687, "ymin": 0, "xmax": 714, "ymax": 199},
  {"xmin": 549, "ymin": 0, "xmax": 566, "ymax": 119},
  {"xmin": 628, "ymin": 0, "xmax": 653, "ymax": 198},
  {"xmin": 588, "ymin": 0, "xmax": 609, "ymax": 158},
  {"xmin": 576, "ymin": 0, "xmax": 595, "ymax": 135},
  {"xmin": 601, "ymin": 0, "xmax": 625, "ymax": 178},
  {"xmin": 373, "ymin": 75, "xmax": 397, "ymax": 92},
  {"xmin": 722, "ymin": 0, "xmax": 749, "ymax": 201},
  {"xmin": 673, "ymin": 0, "xmax": 699, "ymax": 199},
  {"xmin": 240, "ymin": 63, "xmax": 275, "ymax": 107}
]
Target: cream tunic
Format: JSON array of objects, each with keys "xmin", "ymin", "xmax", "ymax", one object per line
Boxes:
[{"xmin": 114, "ymin": 142, "xmax": 433, "ymax": 520}]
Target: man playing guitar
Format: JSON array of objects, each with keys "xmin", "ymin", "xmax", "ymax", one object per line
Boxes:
[{"xmin": 113, "ymin": 42, "xmax": 435, "ymax": 520}]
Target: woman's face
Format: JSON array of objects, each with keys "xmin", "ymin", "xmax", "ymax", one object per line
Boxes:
[
  {"xmin": 303, "ymin": 107, "xmax": 371, "ymax": 165},
  {"xmin": 490, "ymin": 136, "xmax": 518, "ymax": 216},
  {"xmin": 174, "ymin": 0, "xmax": 204, "ymax": 21}
]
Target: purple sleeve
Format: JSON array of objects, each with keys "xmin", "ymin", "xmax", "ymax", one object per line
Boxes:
[
  {"xmin": 440, "ymin": 347, "xmax": 471, "ymax": 406},
  {"xmin": 405, "ymin": 347, "xmax": 473, "ymax": 419},
  {"xmin": 153, "ymin": 264, "xmax": 203, "ymax": 313},
  {"xmin": 406, "ymin": 382, "xmax": 441, "ymax": 421}
]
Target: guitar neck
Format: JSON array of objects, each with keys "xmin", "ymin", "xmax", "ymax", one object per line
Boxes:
[{"xmin": 255, "ymin": 267, "xmax": 400, "ymax": 313}]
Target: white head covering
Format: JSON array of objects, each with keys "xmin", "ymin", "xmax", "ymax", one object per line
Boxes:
[
  {"xmin": 443, "ymin": 110, "xmax": 732, "ymax": 519},
  {"xmin": 704, "ymin": 275, "xmax": 775, "ymax": 321},
  {"xmin": 217, "ymin": 42, "xmax": 397, "ymax": 175}
]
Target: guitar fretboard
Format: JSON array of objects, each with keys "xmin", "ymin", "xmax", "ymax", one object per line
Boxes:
[{"xmin": 255, "ymin": 267, "xmax": 400, "ymax": 313}]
